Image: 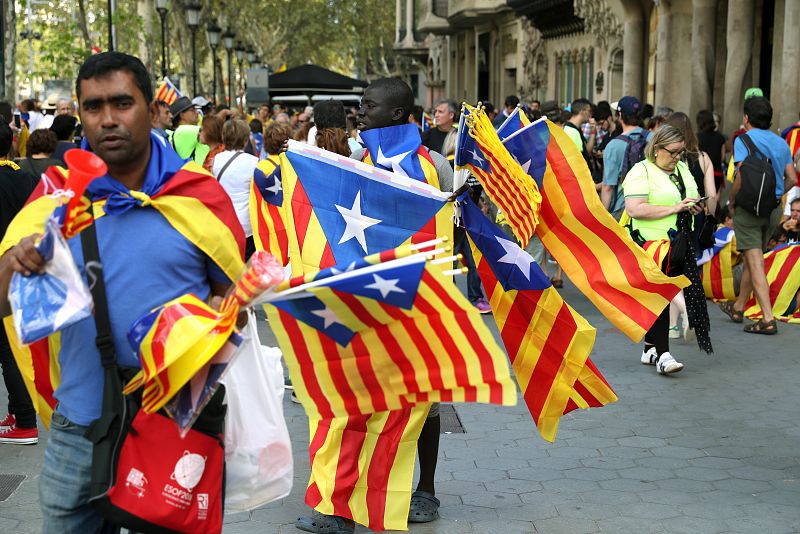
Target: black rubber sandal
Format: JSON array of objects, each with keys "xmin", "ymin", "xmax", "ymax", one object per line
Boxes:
[{"xmin": 408, "ymin": 490, "xmax": 440, "ymax": 523}]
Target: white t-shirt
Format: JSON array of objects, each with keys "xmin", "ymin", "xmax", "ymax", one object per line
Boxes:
[
  {"xmin": 784, "ymin": 186, "xmax": 799, "ymax": 218},
  {"xmin": 212, "ymin": 150, "xmax": 258, "ymax": 237}
]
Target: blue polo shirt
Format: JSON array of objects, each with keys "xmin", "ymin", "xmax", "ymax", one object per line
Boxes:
[
  {"xmin": 733, "ymin": 128, "xmax": 792, "ymax": 198},
  {"xmin": 55, "ymin": 207, "xmax": 228, "ymax": 426}
]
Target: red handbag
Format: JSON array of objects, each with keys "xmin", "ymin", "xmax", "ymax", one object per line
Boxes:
[{"xmin": 104, "ymin": 411, "xmax": 224, "ymax": 533}]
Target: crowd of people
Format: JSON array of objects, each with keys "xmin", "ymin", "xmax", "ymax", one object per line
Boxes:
[{"xmin": 0, "ymin": 49, "xmax": 798, "ymax": 534}]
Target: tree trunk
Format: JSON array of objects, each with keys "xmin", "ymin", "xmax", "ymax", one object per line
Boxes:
[
  {"xmin": 76, "ymin": 0, "xmax": 92, "ymax": 51},
  {"xmin": 2, "ymin": 0, "xmax": 16, "ymax": 103}
]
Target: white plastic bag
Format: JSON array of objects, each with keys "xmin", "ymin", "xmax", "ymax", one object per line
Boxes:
[{"xmin": 222, "ymin": 316, "xmax": 293, "ymax": 511}]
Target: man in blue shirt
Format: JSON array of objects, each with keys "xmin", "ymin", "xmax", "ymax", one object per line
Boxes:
[
  {"xmin": 0, "ymin": 52, "xmax": 241, "ymax": 532},
  {"xmin": 601, "ymin": 96, "xmax": 646, "ymax": 218},
  {"xmin": 723, "ymin": 96, "xmax": 798, "ymax": 334}
]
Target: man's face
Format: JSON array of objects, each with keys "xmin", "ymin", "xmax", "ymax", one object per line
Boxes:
[
  {"xmin": 154, "ymin": 105, "xmax": 172, "ymax": 129},
  {"xmin": 433, "ymin": 103, "xmax": 453, "ymax": 130},
  {"xmin": 78, "ymin": 70, "xmax": 154, "ymax": 168},
  {"xmin": 356, "ymin": 87, "xmax": 400, "ymax": 131},
  {"xmin": 56, "ymin": 101, "xmax": 73, "ymax": 116},
  {"xmin": 531, "ymin": 102, "xmax": 540, "ymax": 111},
  {"xmin": 180, "ymin": 107, "xmax": 199, "ymax": 126},
  {"xmin": 258, "ymin": 105, "xmax": 269, "ymax": 121},
  {"xmin": 579, "ymin": 106, "xmax": 592, "ymax": 125}
]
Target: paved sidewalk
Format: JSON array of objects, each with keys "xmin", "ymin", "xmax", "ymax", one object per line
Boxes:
[{"xmin": 1, "ymin": 279, "xmax": 799, "ymax": 533}]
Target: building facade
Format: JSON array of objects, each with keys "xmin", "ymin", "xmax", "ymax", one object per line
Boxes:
[{"xmin": 394, "ymin": 0, "xmax": 800, "ymax": 133}]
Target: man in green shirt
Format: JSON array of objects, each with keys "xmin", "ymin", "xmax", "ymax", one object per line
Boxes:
[{"xmin": 167, "ymin": 96, "xmax": 209, "ymax": 164}]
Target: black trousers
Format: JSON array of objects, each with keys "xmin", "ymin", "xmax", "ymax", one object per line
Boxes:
[
  {"xmin": 0, "ymin": 326, "xmax": 37, "ymax": 428},
  {"xmin": 644, "ymin": 303, "xmax": 671, "ymax": 356}
]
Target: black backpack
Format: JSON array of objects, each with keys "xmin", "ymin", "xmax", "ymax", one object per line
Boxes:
[
  {"xmin": 735, "ymin": 133, "xmax": 779, "ymax": 216},
  {"xmin": 617, "ymin": 131, "xmax": 648, "ymax": 184}
]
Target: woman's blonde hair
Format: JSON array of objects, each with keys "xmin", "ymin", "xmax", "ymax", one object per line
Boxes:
[
  {"xmin": 221, "ymin": 119, "xmax": 251, "ymax": 150},
  {"xmin": 644, "ymin": 124, "xmax": 686, "ymax": 162}
]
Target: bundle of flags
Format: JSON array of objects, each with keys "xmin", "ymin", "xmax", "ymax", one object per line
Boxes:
[
  {"xmin": 697, "ymin": 226, "xmax": 739, "ymax": 302},
  {"xmin": 124, "ymin": 251, "xmax": 285, "ymax": 415},
  {"xmin": 456, "ymin": 106, "xmax": 689, "ymax": 342},
  {"xmin": 154, "ymin": 77, "xmax": 181, "ymax": 105},
  {"xmin": 421, "ymin": 111, "xmax": 433, "ymax": 132},
  {"xmin": 744, "ymin": 242, "xmax": 800, "ymax": 323}
]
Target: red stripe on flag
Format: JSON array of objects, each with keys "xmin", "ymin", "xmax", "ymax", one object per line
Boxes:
[
  {"xmin": 291, "ymin": 180, "xmax": 313, "ymax": 255},
  {"xmin": 345, "ymin": 336, "xmax": 389, "ymax": 413},
  {"xmin": 278, "ymin": 309, "xmax": 335, "ymax": 418},
  {"xmin": 710, "ymin": 255, "xmax": 724, "ymax": 299},
  {"xmin": 329, "ymin": 414, "xmax": 369, "ymax": 512},
  {"xmin": 316, "ymin": 333, "xmax": 362, "ymax": 414}
]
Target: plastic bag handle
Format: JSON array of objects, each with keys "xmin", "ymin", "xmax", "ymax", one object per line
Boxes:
[{"xmin": 79, "ymin": 201, "xmax": 117, "ymax": 369}]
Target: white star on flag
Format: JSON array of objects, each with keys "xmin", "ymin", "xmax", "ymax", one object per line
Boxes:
[
  {"xmin": 335, "ymin": 191, "xmax": 382, "ymax": 253},
  {"xmin": 469, "ymin": 149, "xmax": 485, "ymax": 166},
  {"xmin": 512, "ymin": 154, "xmax": 532, "ymax": 174},
  {"xmin": 376, "ymin": 146, "xmax": 413, "ymax": 176},
  {"xmin": 330, "ymin": 261, "xmax": 357, "ymax": 275},
  {"xmin": 495, "ymin": 235, "xmax": 534, "ymax": 280},
  {"xmin": 265, "ymin": 175, "xmax": 282, "ymax": 196},
  {"xmin": 310, "ymin": 305, "xmax": 342, "ymax": 329},
  {"xmin": 365, "ymin": 274, "xmax": 406, "ymax": 299}
]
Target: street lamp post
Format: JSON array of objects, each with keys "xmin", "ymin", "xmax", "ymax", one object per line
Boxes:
[
  {"xmin": 207, "ymin": 23, "xmax": 221, "ymax": 105},
  {"xmin": 235, "ymin": 42, "xmax": 246, "ymax": 101},
  {"xmin": 223, "ymin": 29, "xmax": 235, "ymax": 106},
  {"xmin": 186, "ymin": 3, "xmax": 202, "ymax": 96},
  {"xmin": 155, "ymin": 0, "xmax": 168, "ymax": 78}
]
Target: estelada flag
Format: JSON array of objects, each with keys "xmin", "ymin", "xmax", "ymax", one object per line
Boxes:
[
  {"xmin": 0, "ymin": 135, "xmax": 245, "ymax": 427},
  {"xmin": 461, "ymin": 196, "xmax": 616, "ymax": 442},
  {"xmin": 250, "ymin": 156, "xmax": 289, "ymax": 265},
  {"xmin": 274, "ymin": 135, "xmax": 455, "ymax": 531},
  {"xmin": 264, "ymin": 252, "xmax": 516, "ymax": 418},
  {"xmin": 154, "ymin": 76, "xmax": 182, "ymax": 106},
  {"xmin": 698, "ymin": 227, "xmax": 739, "ymax": 302},
  {"xmin": 499, "ymin": 116, "xmax": 690, "ymax": 341},
  {"xmin": 744, "ymin": 242, "xmax": 800, "ymax": 323}
]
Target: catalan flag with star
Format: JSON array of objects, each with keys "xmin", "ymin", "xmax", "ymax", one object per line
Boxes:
[
  {"xmin": 154, "ymin": 76, "xmax": 182, "ymax": 106},
  {"xmin": 460, "ymin": 195, "xmax": 616, "ymax": 442},
  {"xmin": 272, "ymin": 134, "xmax": 462, "ymax": 531},
  {"xmin": 698, "ymin": 226, "xmax": 740, "ymax": 302},
  {"xmin": 474, "ymin": 110, "xmax": 690, "ymax": 341},
  {"xmin": 249, "ymin": 156, "xmax": 289, "ymax": 265},
  {"xmin": 0, "ymin": 134, "xmax": 245, "ymax": 427}
]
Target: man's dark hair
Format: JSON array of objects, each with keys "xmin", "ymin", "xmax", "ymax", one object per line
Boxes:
[
  {"xmin": 532, "ymin": 99, "xmax": 541, "ymax": 107},
  {"xmin": 0, "ymin": 122, "xmax": 12, "ymax": 156},
  {"xmin": 504, "ymin": 95, "xmax": 520, "ymax": 109},
  {"xmin": 570, "ymin": 98, "xmax": 592, "ymax": 117},
  {"xmin": 368, "ymin": 78, "xmax": 414, "ymax": 120},
  {"xmin": 743, "ymin": 96, "xmax": 772, "ymax": 129},
  {"xmin": 155, "ymin": 99, "xmax": 169, "ymax": 110},
  {"xmin": 696, "ymin": 110, "xmax": 716, "ymax": 133},
  {"xmin": 620, "ymin": 111, "xmax": 641, "ymax": 127},
  {"xmin": 51, "ymin": 114, "xmax": 78, "ymax": 141},
  {"xmin": 641, "ymin": 104, "xmax": 654, "ymax": 120},
  {"xmin": 0, "ymin": 101, "xmax": 12, "ymax": 123},
  {"xmin": 76, "ymin": 52, "xmax": 153, "ymax": 104},
  {"xmin": 313, "ymin": 100, "xmax": 347, "ymax": 130},
  {"xmin": 27, "ymin": 129, "xmax": 58, "ymax": 155},
  {"xmin": 411, "ymin": 105, "xmax": 424, "ymax": 125},
  {"xmin": 249, "ymin": 118, "xmax": 263, "ymax": 135},
  {"xmin": 482, "ymin": 102, "xmax": 495, "ymax": 116}
]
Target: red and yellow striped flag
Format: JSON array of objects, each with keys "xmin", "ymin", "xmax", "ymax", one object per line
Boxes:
[
  {"xmin": 744, "ymin": 243, "xmax": 800, "ymax": 323},
  {"xmin": 699, "ymin": 230, "xmax": 740, "ymax": 302}
]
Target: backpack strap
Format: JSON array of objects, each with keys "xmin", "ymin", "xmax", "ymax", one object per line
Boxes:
[
  {"xmin": 739, "ymin": 133, "xmax": 762, "ymax": 159},
  {"xmin": 215, "ymin": 151, "xmax": 244, "ymax": 182},
  {"xmin": 79, "ymin": 202, "xmax": 117, "ymax": 369}
]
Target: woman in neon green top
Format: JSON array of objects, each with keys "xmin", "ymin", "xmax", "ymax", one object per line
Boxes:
[{"xmin": 623, "ymin": 125, "xmax": 712, "ymax": 374}]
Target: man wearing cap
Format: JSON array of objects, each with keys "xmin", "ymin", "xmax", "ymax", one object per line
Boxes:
[
  {"xmin": 168, "ymin": 96, "xmax": 209, "ymax": 164},
  {"xmin": 601, "ymin": 96, "xmax": 646, "ymax": 219},
  {"xmin": 192, "ymin": 96, "xmax": 213, "ymax": 116}
]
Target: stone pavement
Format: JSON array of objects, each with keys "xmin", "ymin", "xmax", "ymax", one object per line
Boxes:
[{"xmin": 1, "ymin": 279, "xmax": 799, "ymax": 534}]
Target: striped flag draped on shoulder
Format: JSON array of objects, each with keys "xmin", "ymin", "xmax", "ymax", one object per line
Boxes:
[{"xmin": 744, "ymin": 243, "xmax": 800, "ymax": 323}]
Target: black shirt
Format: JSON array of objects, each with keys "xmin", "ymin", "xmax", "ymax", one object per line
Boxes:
[
  {"xmin": 421, "ymin": 127, "xmax": 449, "ymax": 156},
  {"xmin": 0, "ymin": 164, "xmax": 38, "ymax": 238},
  {"xmin": 697, "ymin": 131, "xmax": 725, "ymax": 172}
]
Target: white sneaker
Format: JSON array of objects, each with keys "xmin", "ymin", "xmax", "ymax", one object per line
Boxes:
[
  {"xmin": 656, "ymin": 352, "xmax": 684, "ymax": 375},
  {"xmin": 640, "ymin": 347, "xmax": 658, "ymax": 365},
  {"xmin": 668, "ymin": 326, "xmax": 680, "ymax": 339}
]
